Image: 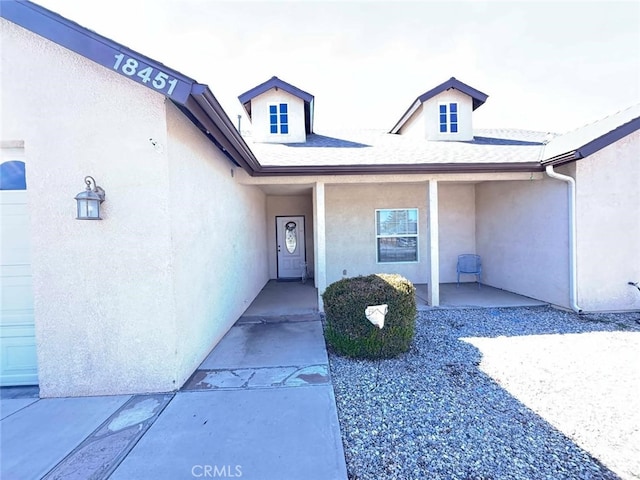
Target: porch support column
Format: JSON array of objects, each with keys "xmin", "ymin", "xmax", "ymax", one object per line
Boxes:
[
  {"xmin": 427, "ymin": 179, "xmax": 440, "ymax": 306},
  {"xmin": 313, "ymin": 182, "xmax": 327, "ymax": 312}
]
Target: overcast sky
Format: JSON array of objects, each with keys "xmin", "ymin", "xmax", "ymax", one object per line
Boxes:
[{"xmin": 35, "ymin": 0, "xmax": 640, "ymax": 134}]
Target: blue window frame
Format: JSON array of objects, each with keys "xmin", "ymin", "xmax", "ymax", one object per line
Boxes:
[
  {"xmin": 439, "ymin": 105, "xmax": 447, "ymax": 133},
  {"xmin": 439, "ymin": 103, "xmax": 458, "ymax": 133},
  {"xmin": 269, "ymin": 103, "xmax": 289, "ymax": 134},
  {"xmin": 269, "ymin": 105, "xmax": 278, "ymax": 133}
]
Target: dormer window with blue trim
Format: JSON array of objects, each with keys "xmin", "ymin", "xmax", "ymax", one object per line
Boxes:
[
  {"xmin": 439, "ymin": 103, "xmax": 458, "ymax": 133},
  {"xmin": 269, "ymin": 103, "xmax": 289, "ymax": 134}
]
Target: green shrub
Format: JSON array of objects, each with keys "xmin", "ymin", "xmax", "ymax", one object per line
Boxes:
[{"xmin": 322, "ymin": 274, "xmax": 416, "ymax": 359}]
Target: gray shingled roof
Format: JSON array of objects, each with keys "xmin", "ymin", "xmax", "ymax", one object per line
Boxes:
[
  {"xmin": 7, "ymin": 2, "xmax": 636, "ymax": 177},
  {"xmin": 248, "ymin": 129, "xmax": 549, "ymax": 167}
]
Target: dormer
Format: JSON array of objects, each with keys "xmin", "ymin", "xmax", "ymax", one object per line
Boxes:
[
  {"xmin": 390, "ymin": 77, "xmax": 488, "ymax": 141},
  {"xmin": 238, "ymin": 76, "xmax": 314, "ymax": 144}
]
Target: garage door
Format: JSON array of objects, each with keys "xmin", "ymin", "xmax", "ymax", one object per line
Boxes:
[{"xmin": 0, "ymin": 154, "xmax": 38, "ymax": 386}]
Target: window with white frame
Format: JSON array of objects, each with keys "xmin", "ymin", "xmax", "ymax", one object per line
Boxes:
[
  {"xmin": 439, "ymin": 102, "xmax": 458, "ymax": 133},
  {"xmin": 376, "ymin": 209, "xmax": 418, "ymax": 263},
  {"xmin": 269, "ymin": 103, "xmax": 289, "ymax": 134}
]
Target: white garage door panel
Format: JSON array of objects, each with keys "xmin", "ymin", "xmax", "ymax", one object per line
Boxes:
[
  {"xmin": 1, "ymin": 200, "xmax": 31, "ymax": 265},
  {"xmin": 1, "ymin": 266, "xmax": 33, "ymax": 314},
  {"xmin": 0, "ymin": 326, "xmax": 38, "ymax": 386},
  {"xmin": 1, "ymin": 187, "xmax": 37, "ymax": 386}
]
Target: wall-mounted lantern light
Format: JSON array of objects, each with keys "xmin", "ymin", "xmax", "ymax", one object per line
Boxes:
[{"xmin": 74, "ymin": 176, "xmax": 105, "ymax": 220}]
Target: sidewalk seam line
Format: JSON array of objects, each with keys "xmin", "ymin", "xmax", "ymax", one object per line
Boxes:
[
  {"xmin": 40, "ymin": 393, "xmax": 175, "ymax": 480},
  {"xmin": 103, "ymin": 393, "xmax": 176, "ymax": 479},
  {"xmin": 0, "ymin": 397, "xmax": 40, "ymax": 421}
]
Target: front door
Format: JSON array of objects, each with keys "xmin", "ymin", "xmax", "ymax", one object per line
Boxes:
[{"xmin": 276, "ymin": 216, "xmax": 306, "ymax": 280}]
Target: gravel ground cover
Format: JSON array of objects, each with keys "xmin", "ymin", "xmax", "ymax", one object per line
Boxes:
[{"xmin": 328, "ymin": 306, "xmax": 640, "ymax": 480}]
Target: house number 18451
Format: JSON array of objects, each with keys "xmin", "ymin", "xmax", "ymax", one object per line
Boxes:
[{"xmin": 113, "ymin": 53, "xmax": 178, "ymax": 96}]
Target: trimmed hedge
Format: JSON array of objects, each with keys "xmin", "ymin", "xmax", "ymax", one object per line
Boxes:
[{"xmin": 322, "ymin": 274, "xmax": 416, "ymax": 359}]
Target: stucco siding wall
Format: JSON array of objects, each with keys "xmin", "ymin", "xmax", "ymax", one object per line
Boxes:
[
  {"xmin": 439, "ymin": 184, "xmax": 476, "ymax": 282},
  {"xmin": 1, "ymin": 20, "xmax": 178, "ymax": 396},
  {"xmin": 323, "ymin": 182, "xmax": 477, "ymax": 287},
  {"xmin": 423, "ymin": 90, "xmax": 473, "ymax": 141},
  {"xmin": 325, "ymin": 183, "xmax": 429, "ymax": 286},
  {"xmin": 166, "ymin": 103, "xmax": 268, "ymax": 386},
  {"xmin": 476, "ymin": 178, "xmax": 569, "ymax": 307},
  {"xmin": 266, "ymin": 195, "xmax": 314, "ymax": 279},
  {"xmin": 575, "ymin": 131, "xmax": 640, "ymax": 311},
  {"xmin": 250, "ymin": 89, "xmax": 306, "ymax": 143}
]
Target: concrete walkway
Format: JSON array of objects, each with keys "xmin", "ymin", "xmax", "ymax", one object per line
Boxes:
[
  {"xmin": 0, "ymin": 282, "xmax": 347, "ymax": 480},
  {"xmin": 0, "ymin": 280, "xmax": 548, "ymax": 479}
]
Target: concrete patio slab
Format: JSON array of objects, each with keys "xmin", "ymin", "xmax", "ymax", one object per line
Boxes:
[
  {"xmin": 109, "ymin": 387, "xmax": 348, "ymax": 480},
  {"xmin": 1, "ymin": 395, "xmax": 130, "ymax": 479},
  {"xmin": 242, "ymin": 280, "xmax": 318, "ymax": 316},
  {"xmin": 199, "ymin": 318, "xmax": 328, "ymax": 370},
  {"xmin": 415, "ymin": 282, "xmax": 548, "ymax": 309}
]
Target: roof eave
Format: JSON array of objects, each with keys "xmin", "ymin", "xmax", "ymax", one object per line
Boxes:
[
  {"xmin": 187, "ymin": 85, "xmax": 261, "ymax": 174},
  {"xmin": 541, "ymin": 116, "xmax": 640, "ymax": 166},
  {"xmin": 577, "ymin": 116, "xmax": 640, "ymax": 158},
  {"xmin": 241, "ymin": 101, "xmax": 252, "ymax": 121},
  {"xmin": 1, "ymin": 0, "xmax": 196, "ymax": 104},
  {"xmin": 238, "ymin": 76, "xmax": 314, "ymax": 104},
  {"xmin": 540, "ymin": 151, "xmax": 580, "ymax": 167},
  {"xmin": 250, "ymin": 162, "xmax": 544, "ymax": 177},
  {"xmin": 417, "ymin": 77, "xmax": 489, "ymax": 111},
  {"xmin": 1, "ymin": 1, "xmax": 262, "ymax": 176},
  {"xmin": 389, "ymin": 100, "xmax": 421, "ymax": 134}
]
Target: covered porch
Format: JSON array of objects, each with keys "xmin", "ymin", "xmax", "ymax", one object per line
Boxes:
[
  {"xmin": 242, "ymin": 280, "xmax": 547, "ymax": 315},
  {"xmin": 239, "ymin": 171, "xmax": 566, "ymax": 312}
]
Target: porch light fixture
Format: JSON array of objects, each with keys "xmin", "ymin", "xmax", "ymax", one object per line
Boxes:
[{"xmin": 74, "ymin": 176, "xmax": 105, "ymax": 220}]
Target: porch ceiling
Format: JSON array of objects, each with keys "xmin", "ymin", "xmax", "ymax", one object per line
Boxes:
[
  {"xmin": 258, "ymin": 180, "xmax": 488, "ymax": 196},
  {"xmin": 259, "ymin": 184, "xmax": 314, "ymax": 195}
]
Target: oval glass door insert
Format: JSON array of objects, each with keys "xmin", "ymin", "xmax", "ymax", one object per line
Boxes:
[{"xmin": 285, "ymin": 221, "xmax": 297, "ymax": 253}]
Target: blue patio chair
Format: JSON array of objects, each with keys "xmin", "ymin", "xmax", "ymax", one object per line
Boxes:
[{"xmin": 457, "ymin": 254, "xmax": 482, "ymax": 288}]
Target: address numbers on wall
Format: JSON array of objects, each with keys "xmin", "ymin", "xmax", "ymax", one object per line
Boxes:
[{"xmin": 113, "ymin": 53, "xmax": 178, "ymax": 96}]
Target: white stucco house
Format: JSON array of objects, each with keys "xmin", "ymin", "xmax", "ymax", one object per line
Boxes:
[{"xmin": 1, "ymin": 1, "xmax": 638, "ymax": 397}]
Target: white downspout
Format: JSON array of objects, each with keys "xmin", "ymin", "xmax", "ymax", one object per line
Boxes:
[{"xmin": 545, "ymin": 164, "xmax": 583, "ymax": 314}]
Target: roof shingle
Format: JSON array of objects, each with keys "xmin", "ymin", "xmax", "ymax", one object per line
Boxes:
[{"xmin": 248, "ymin": 129, "xmax": 548, "ymax": 168}]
